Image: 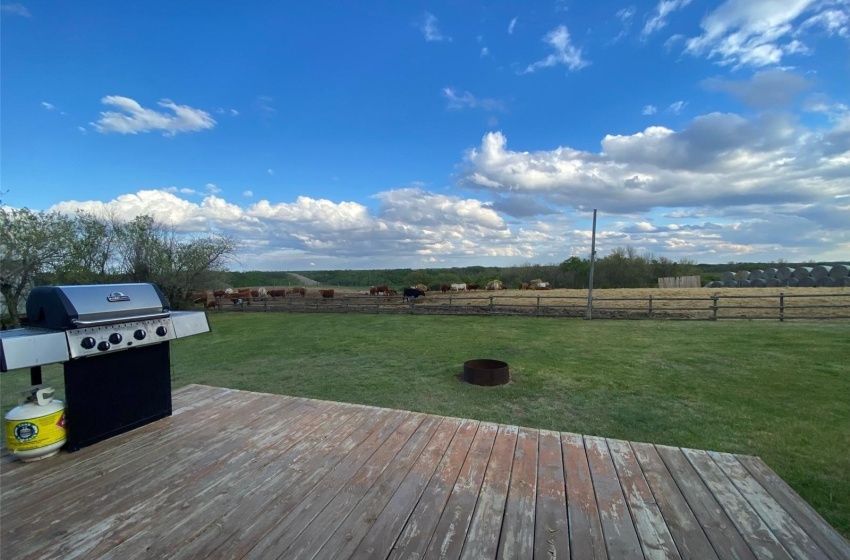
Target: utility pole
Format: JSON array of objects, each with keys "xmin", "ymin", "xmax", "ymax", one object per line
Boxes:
[{"xmin": 586, "ymin": 209, "xmax": 597, "ymax": 320}]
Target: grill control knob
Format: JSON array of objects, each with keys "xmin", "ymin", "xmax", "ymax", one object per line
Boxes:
[
  {"xmin": 155, "ymin": 326, "xmax": 168, "ymax": 337},
  {"xmin": 109, "ymin": 333, "xmax": 123, "ymax": 344},
  {"xmin": 97, "ymin": 341, "xmax": 111, "ymax": 351},
  {"xmin": 81, "ymin": 337, "xmax": 96, "ymax": 349},
  {"xmin": 134, "ymin": 329, "xmax": 147, "ymax": 340}
]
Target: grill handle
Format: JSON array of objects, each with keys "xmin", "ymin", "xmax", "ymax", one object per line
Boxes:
[{"xmin": 72, "ymin": 312, "xmax": 171, "ymax": 328}]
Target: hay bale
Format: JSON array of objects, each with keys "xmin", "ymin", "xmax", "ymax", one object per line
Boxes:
[
  {"xmin": 485, "ymin": 279, "xmax": 503, "ymax": 290},
  {"xmin": 797, "ymin": 276, "xmax": 815, "ymax": 287},
  {"xmin": 792, "ymin": 266, "xmax": 813, "ymax": 279},
  {"xmin": 829, "ymin": 264, "xmax": 850, "ymax": 279},
  {"xmin": 738, "ymin": 279, "xmax": 752, "ymax": 287},
  {"xmin": 750, "ymin": 278, "xmax": 766, "ymax": 287},
  {"xmin": 811, "ymin": 265, "xmax": 832, "ymax": 280},
  {"xmin": 705, "ymin": 281, "xmax": 723, "ymax": 288},
  {"xmin": 839, "ymin": 277, "xmax": 850, "ymax": 287},
  {"xmin": 749, "ymin": 269, "xmax": 764, "ymax": 280},
  {"xmin": 723, "ymin": 280, "xmax": 739, "ymax": 288},
  {"xmin": 735, "ymin": 270, "xmax": 750, "ymax": 282},
  {"xmin": 815, "ymin": 277, "xmax": 836, "ymax": 287},
  {"xmin": 721, "ymin": 271, "xmax": 736, "ymax": 283},
  {"xmin": 780, "ymin": 277, "xmax": 799, "ymax": 287},
  {"xmin": 776, "ymin": 266, "xmax": 793, "ymax": 280},
  {"xmin": 765, "ymin": 278, "xmax": 781, "ymax": 287},
  {"xmin": 763, "ymin": 268, "xmax": 778, "ymax": 279}
]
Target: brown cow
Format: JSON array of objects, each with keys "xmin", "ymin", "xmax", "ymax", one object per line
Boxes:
[
  {"xmin": 268, "ymin": 289, "xmax": 286, "ymax": 298},
  {"xmin": 369, "ymin": 286, "xmax": 377, "ymax": 296},
  {"xmin": 205, "ymin": 300, "xmax": 217, "ymax": 308},
  {"xmin": 376, "ymin": 285, "xmax": 389, "ymax": 295},
  {"xmin": 320, "ymin": 289, "xmax": 334, "ymax": 298},
  {"xmin": 467, "ymin": 284, "xmax": 480, "ymax": 291},
  {"xmin": 213, "ymin": 290, "xmax": 227, "ymax": 297},
  {"xmin": 290, "ymin": 287, "xmax": 306, "ymax": 297},
  {"xmin": 441, "ymin": 284, "xmax": 451, "ymax": 293},
  {"xmin": 520, "ymin": 282, "xmax": 530, "ymax": 290}
]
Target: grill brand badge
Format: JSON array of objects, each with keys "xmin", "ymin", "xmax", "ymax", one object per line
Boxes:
[{"xmin": 107, "ymin": 291, "xmax": 131, "ymax": 303}]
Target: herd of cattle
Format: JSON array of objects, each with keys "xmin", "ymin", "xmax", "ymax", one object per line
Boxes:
[{"xmin": 191, "ymin": 279, "xmax": 550, "ymax": 307}]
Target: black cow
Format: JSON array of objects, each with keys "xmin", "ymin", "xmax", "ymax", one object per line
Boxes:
[{"xmin": 403, "ymin": 288, "xmax": 425, "ymax": 302}]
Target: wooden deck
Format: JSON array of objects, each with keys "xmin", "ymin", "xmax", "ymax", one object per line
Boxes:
[{"xmin": 1, "ymin": 385, "xmax": 847, "ymax": 559}]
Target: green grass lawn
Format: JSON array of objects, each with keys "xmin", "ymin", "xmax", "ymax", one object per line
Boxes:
[{"xmin": 3, "ymin": 313, "xmax": 849, "ymax": 537}]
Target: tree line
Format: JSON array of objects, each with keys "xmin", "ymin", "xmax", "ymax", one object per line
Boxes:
[
  {"xmin": 0, "ymin": 208, "xmax": 237, "ymax": 328},
  {"xmin": 230, "ymin": 248, "xmax": 703, "ymax": 292}
]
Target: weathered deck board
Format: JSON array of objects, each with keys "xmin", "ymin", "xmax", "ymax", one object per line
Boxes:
[
  {"xmin": 737, "ymin": 455, "xmax": 850, "ymax": 560},
  {"xmin": 498, "ymin": 426, "xmax": 539, "ymax": 560},
  {"xmin": 655, "ymin": 445, "xmax": 757, "ymax": 560},
  {"xmin": 533, "ymin": 429, "xmax": 569, "ymax": 560},
  {"xmin": 0, "ymin": 384, "xmax": 846, "ymax": 560},
  {"xmin": 607, "ymin": 438, "xmax": 681, "ymax": 560}
]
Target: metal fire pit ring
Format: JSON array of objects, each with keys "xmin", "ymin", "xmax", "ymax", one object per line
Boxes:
[{"xmin": 463, "ymin": 359, "xmax": 510, "ymax": 386}]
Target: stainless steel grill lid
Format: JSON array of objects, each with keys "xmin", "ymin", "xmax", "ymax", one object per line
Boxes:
[{"xmin": 26, "ymin": 283, "xmax": 170, "ymax": 329}]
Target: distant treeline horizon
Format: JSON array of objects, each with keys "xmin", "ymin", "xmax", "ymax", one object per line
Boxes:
[{"xmin": 224, "ymin": 253, "xmax": 847, "ymax": 291}]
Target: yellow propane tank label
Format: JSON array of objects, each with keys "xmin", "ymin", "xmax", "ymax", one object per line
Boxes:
[{"xmin": 5, "ymin": 410, "xmax": 67, "ymax": 452}]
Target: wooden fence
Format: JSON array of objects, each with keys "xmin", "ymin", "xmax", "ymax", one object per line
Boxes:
[{"xmin": 209, "ymin": 291, "xmax": 850, "ymax": 321}]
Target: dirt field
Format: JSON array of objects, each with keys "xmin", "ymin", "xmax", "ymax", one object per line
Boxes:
[{"xmin": 206, "ymin": 286, "xmax": 850, "ymax": 320}]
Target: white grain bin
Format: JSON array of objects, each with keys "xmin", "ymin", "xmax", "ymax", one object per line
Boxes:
[{"xmin": 4, "ymin": 386, "xmax": 67, "ymax": 462}]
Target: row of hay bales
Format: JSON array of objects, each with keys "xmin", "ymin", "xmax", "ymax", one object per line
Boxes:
[{"xmin": 705, "ymin": 264, "xmax": 850, "ymax": 288}]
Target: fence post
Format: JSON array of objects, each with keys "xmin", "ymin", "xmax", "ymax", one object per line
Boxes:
[
  {"xmin": 779, "ymin": 292, "xmax": 784, "ymax": 322},
  {"xmin": 711, "ymin": 295, "xmax": 718, "ymax": 320},
  {"xmin": 536, "ymin": 296, "xmax": 540, "ymax": 316},
  {"xmin": 648, "ymin": 295, "xmax": 653, "ymax": 318},
  {"xmin": 489, "ymin": 296, "xmax": 493, "ymax": 314},
  {"xmin": 264, "ymin": 299, "xmax": 268, "ymax": 312}
]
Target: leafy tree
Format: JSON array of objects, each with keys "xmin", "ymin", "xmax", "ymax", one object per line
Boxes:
[
  {"xmin": 559, "ymin": 256, "xmax": 590, "ymax": 288},
  {"xmin": 115, "ymin": 216, "xmax": 237, "ymax": 308},
  {"xmin": 0, "ymin": 208, "xmax": 75, "ymax": 327},
  {"xmin": 56, "ymin": 210, "xmax": 123, "ymax": 284}
]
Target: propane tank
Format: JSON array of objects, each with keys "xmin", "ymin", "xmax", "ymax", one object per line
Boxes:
[{"xmin": 4, "ymin": 386, "xmax": 67, "ymax": 462}]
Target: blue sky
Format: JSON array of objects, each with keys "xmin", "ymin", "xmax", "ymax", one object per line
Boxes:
[{"xmin": 2, "ymin": 0, "xmax": 848, "ymax": 270}]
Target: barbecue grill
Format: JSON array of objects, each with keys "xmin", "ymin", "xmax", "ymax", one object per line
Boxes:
[{"xmin": 1, "ymin": 283, "xmax": 210, "ymax": 451}]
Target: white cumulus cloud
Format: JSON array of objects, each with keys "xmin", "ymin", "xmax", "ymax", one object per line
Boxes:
[
  {"xmin": 641, "ymin": 0, "xmax": 693, "ymax": 39},
  {"xmin": 421, "ymin": 12, "xmax": 450, "ymax": 42},
  {"xmin": 91, "ymin": 96, "xmax": 216, "ymax": 136},
  {"xmin": 524, "ymin": 25, "xmax": 589, "ymax": 73},
  {"xmin": 684, "ymin": 0, "xmax": 838, "ymax": 67},
  {"xmin": 442, "ymin": 88, "xmax": 505, "ymax": 112}
]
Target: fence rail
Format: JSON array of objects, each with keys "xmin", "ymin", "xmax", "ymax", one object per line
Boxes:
[{"xmin": 208, "ymin": 291, "xmax": 850, "ymax": 321}]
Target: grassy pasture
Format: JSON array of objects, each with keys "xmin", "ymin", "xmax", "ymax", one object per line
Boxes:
[{"xmin": 2, "ymin": 312, "xmax": 848, "ymax": 537}]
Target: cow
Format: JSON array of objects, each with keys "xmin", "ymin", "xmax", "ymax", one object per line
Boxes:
[
  {"xmin": 369, "ymin": 286, "xmax": 377, "ymax": 296},
  {"xmin": 467, "ymin": 284, "xmax": 480, "ymax": 291},
  {"xmin": 441, "ymin": 284, "xmax": 451, "ymax": 293},
  {"xmin": 451, "ymin": 283, "xmax": 466, "ymax": 291},
  {"xmin": 403, "ymin": 288, "xmax": 425, "ymax": 302},
  {"xmin": 213, "ymin": 290, "xmax": 227, "ymax": 297},
  {"xmin": 288, "ymin": 287, "xmax": 306, "ymax": 297},
  {"xmin": 205, "ymin": 300, "xmax": 218, "ymax": 309},
  {"xmin": 520, "ymin": 282, "xmax": 530, "ymax": 290},
  {"xmin": 320, "ymin": 289, "xmax": 334, "ymax": 298},
  {"xmin": 268, "ymin": 289, "xmax": 286, "ymax": 298},
  {"xmin": 250, "ymin": 289, "xmax": 260, "ymax": 298},
  {"xmin": 376, "ymin": 285, "xmax": 389, "ymax": 296}
]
